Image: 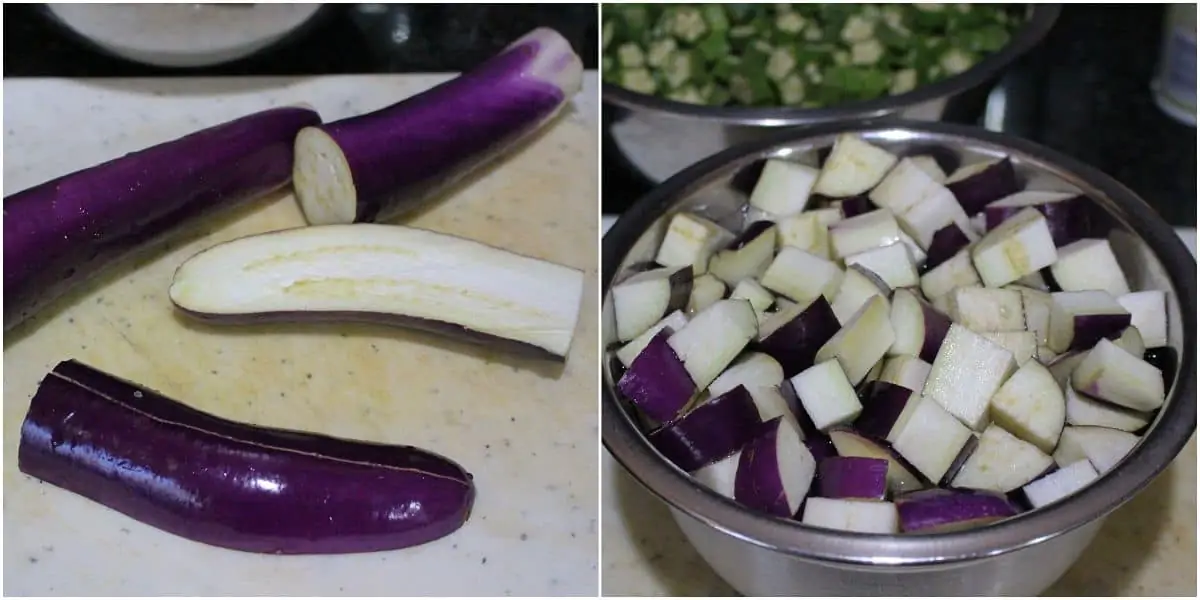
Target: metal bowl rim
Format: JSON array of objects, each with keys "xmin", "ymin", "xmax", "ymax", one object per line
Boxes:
[
  {"xmin": 601, "ymin": 4, "xmax": 1061, "ymax": 126},
  {"xmin": 601, "ymin": 119, "xmax": 1197, "ymax": 567}
]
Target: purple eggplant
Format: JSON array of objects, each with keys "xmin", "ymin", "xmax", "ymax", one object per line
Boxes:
[
  {"xmin": 292, "ymin": 27, "xmax": 583, "ymax": 225},
  {"xmin": 18, "ymin": 360, "xmax": 474, "ymax": 554},
  {"xmin": 617, "ymin": 331, "xmax": 696, "ymax": 423},
  {"xmin": 945, "ymin": 157, "xmax": 1019, "ymax": 216},
  {"xmin": 648, "ymin": 386, "xmax": 763, "ymax": 472},
  {"xmin": 4, "ymin": 106, "xmax": 321, "ymax": 331}
]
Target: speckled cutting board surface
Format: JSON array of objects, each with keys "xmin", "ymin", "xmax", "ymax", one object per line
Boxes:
[{"xmin": 3, "ymin": 73, "xmax": 599, "ymax": 597}]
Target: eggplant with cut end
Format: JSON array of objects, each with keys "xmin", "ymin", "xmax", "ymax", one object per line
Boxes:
[
  {"xmin": 827, "ymin": 428, "xmax": 925, "ymax": 493},
  {"xmin": 648, "ymin": 386, "xmax": 763, "ymax": 472},
  {"xmin": 944, "ymin": 157, "xmax": 1019, "ymax": 216},
  {"xmin": 747, "ymin": 159, "xmax": 819, "ymax": 217},
  {"xmin": 1052, "ymin": 425, "xmax": 1140, "ymax": 474},
  {"xmin": 293, "ymin": 28, "xmax": 582, "ymax": 225},
  {"xmin": 1049, "ymin": 238, "xmax": 1132, "ymax": 297},
  {"xmin": 971, "ymin": 207, "xmax": 1059, "ymax": 288},
  {"xmin": 1047, "ymin": 291, "xmax": 1131, "ymax": 354},
  {"xmin": 895, "ymin": 488, "xmax": 1019, "ymax": 533},
  {"xmin": 951, "ymin": 424, "xmax": 1054, "ymax": 493},
  {"xmin": 18, "ymin": 360, "xmax": 474, "ymax": 554},
  {"xmin": 1012, "ymin": 285, "xmax": 1053, "ymax": 346},
  {"xmin": 617, "ymin": 331, "xmax": 696, "ymax": 423},
  {"xmin": 611, "ymin": 265, "xmax": 693, "ymax": 342},
  {"xmin": 170, "ymin": 224, "xmax": 585, "ymax": 361},
  {"xmin": 1117, "ymin": 290, "xmax": 1169, "ymax": 348},
  {"xmin": 707, "ymin": 221, "xmax": 777, "ymax": 285},
  {"xmin": 989, "ymin": 360, "xmax": 1066, "ymax": 454},
  {"xmin": 888, "ymin": 289, "xmax": 952, "ymax": 363},
  {"xmin": 801, "ymin": 497, "xmax": 899, "ymax": 534},
  {"xmin": 1021, "ymin": 459, "xmax": 1099, "ymax": 509},
  {"xmin": 755, "ymin": 296, "xmax": 841, "ymax": 378},
  {"xmin": 817, "ymin": 456, "xmax": 889, "ymax": 500},
  {"xmin": 5, "ymin": 106, "xmax": 322, "ymax": 331},
  {"xmin": 734, "ymin": 417, "xmax": 817, "ymax": 518},
  {"xmin": 924, "ymin": 222, "xmax": 974, "ymax": 271},
  {"xmin": 1072, "ymin": 339, "xmax": 1165, "ymax": 412}
]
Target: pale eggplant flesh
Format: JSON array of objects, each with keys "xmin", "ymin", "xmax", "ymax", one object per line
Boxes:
[
  {"xmin": 169, "ymin": 224, "xmax": 586, "ymax": 361},
  {"xmin": 18, "ymin": 360, "xmax": 475, "ymax": 555}
]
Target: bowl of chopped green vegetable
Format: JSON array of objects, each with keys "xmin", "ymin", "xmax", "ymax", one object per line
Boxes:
[{"xmin": 602, "ymin": 4, "xmax": 1060, "ymax": 183}]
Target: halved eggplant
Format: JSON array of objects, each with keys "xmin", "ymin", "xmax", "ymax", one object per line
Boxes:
[
  {"xmin": 170, "ymin": 224, "xmax": 585, "ymax": 360},
  {"xmin": 19, "ymin": 360, "xmax": 474, "ymax": 554}
]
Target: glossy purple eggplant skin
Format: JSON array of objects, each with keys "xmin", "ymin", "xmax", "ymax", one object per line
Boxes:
[
  {"xmin": 3, "ymin": 107, "xmax": 321, "ymax": 331},
  {"xmin": 617, "ymin": 330, "xmax": 696, "ymax": 423},
  {"xmin": 946, "ymin": 157, "xmax": 1019, "ymax": 216},
  {"xmin": 895, "ymin": 488, "xmax": 1018, "ymax": 533},
  {"xmin": 924, "ymin": 223, "xmax": 972, "ymax": 271},
  {"xmin": 306, "ymin": 28, "xmax": 581, "ymax": 223},
  {"xmin": 648, "ymin": 386, "xmax": 762, "ymax": 473},
  {"xmin": 733, "ymin": 417, "xmax": 794, "ymax": 518},
  {"xmin": 817, "ymin": 456, "xmax": 889, "ymax": 500},
  {"xmin": 18, "ymin": 360, "xmax": 474, "ymax": 555},
  {"xmin": 756, "ymin": 296, "xmax": 841, "ymax": 378}
]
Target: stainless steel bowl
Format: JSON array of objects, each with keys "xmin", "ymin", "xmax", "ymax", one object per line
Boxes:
[
  {"xmin": 601, "ymin": 120, "xmax": 1196, "ymax": 596},
  {"xmin": 603, "ymin": 5, "xmax": 1061, "ymax": 183}
]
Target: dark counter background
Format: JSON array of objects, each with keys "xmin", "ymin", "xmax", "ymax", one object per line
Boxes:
[
  {"xmin": 3, "ymin": 4, "xmax": 1194, "ymax": 226},
  {"xmin": 598, "ymin": 5, "xmax": 1196, "ymax": 227}
]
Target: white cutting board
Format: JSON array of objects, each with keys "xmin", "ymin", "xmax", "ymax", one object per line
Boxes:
[{"xmin": 3, "ymin": 73, "xmax": 599, "ymax": 596}]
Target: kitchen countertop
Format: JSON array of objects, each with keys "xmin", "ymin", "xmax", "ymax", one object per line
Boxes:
[
  {"xmin": 601, "ymin": 5, "xmax": 1197, "ymax": 229},
  {"xmin": 3, "ymin": 73, "xmax": 599, "ymax": 597},
  {"xmin": 600, "ymin": 218, "xmax": 1196, "ymax": 597}
]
